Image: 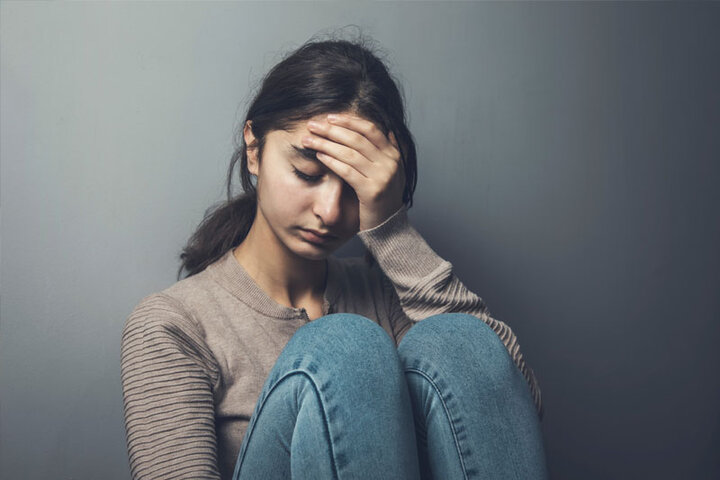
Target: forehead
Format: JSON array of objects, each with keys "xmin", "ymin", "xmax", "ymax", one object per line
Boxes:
[
  {"xmin": 269, "ymin": 114, "xmax": 335, "ymax": 155},
  {"xmin": 284, "ymin": 113, "xmax": 338, "ymax": 133},
  {"xmin": 267, "ymin": 114, "xmax": 323, "ymax": 142}
]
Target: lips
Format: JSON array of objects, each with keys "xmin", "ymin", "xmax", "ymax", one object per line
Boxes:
[
  {"xmin": 301, "ymin": 228, "xmax": 337, "ymax": 244},
  {"xmin": 303, "ymin": 228, "xmax": 337, "ymax": 239}
]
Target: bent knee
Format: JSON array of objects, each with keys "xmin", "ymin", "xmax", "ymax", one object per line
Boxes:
[
  {"xmin": 290, "ymin": 313, "xmax": 399, "ymax": 372},
  {"xmin": 301, "ymin": 313, "xmax": 390, "ymax": 344},
  {"xmin": 398, "ymin": 312, "xmax": 517, "ymax": 383}
]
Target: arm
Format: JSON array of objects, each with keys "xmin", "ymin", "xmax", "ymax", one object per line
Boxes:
[
  {"xmin": 121, "ymin": 293, "xmax": 222, "ymax": 479},
  {"xmin": 358, "ymin": 205, "xmax": 544, "ymax": 420}
]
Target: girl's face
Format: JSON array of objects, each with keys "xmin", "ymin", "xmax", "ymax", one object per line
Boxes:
[{"xmin": 244, "ymin": 114, "xmax": 360, "ymax": 260}]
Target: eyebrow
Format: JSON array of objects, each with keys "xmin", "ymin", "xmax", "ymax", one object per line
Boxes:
[{"xmin": 288, "ymin": 144, "xmax": 322, "ymax": 164}]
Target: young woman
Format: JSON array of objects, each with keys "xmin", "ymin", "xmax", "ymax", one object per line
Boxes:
[{"xmin": 121, "ymin": 35, "xmax": 547, "ymax": 480}]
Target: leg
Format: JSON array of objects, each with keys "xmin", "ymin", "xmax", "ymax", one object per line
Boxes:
[
  {"xmin": 232, "ymin": 313, "xmax": 421, "ymax": 480},
  {"xmin": 397, "ymin": 313, "xmax": 549, "ymax": 479}
]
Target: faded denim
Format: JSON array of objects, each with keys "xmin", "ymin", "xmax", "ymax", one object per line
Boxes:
[{"xmin": 232, "ymin": 313, "xmax": 548, "ymax": 479}]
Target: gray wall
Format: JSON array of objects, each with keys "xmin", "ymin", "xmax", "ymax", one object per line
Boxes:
[{"xmin": 2, "ymin": 2, "xmax": 718, "ymax": 479}]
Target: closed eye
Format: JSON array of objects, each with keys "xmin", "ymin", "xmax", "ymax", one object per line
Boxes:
[
  {"xmin": 290, "ymin": 145, "xmax": 323, "ymax": 163},
  {"xmin": 293, "ymin": 167, "xmax": 323, "ymax": 183}
]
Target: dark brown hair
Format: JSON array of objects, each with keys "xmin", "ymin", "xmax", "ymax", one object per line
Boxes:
[{"xmin": 177, "ymin": 29, "xmax": 418, "ymax": 280}]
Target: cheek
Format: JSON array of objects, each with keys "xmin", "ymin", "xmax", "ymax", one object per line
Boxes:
[{"xmin": 265, "ymin": 173, "xmax": 312, "ymax": 214}]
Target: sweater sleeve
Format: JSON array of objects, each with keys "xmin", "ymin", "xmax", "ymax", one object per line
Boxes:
[
  {"xmin": 357, "ymin": 204, "xmax": 544, "ymax": 420},
  {"xmin": 120, "ymin": 292, "xmax": 222, "ymax": 479}
]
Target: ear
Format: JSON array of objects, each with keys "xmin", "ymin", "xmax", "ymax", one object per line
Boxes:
[{"xmin": 243, "ymin": 120, "xmax": 259, "ymax": 176}]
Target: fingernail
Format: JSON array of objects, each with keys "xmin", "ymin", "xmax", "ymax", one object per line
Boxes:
[
  {"xmin": 327, "ymin": 114, "xmax": 339, "ymax": 121},
  {"xmin": 308, "ymin": 120, "xmax": 321, "ymax": 129}
]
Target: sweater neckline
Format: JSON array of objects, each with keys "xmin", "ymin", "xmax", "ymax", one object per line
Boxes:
[{"xmin": 207, "ymin": 248, "xmax": 339, "ymax": 320}]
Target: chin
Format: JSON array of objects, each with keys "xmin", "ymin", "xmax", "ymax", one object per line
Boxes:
[
  {"xmin": 290, "ymin": 236, "xmax": 327, "ymax": 255},
  {"xmin": 296, "ymin": 237, "xmax": 343, "ymax": 259}
]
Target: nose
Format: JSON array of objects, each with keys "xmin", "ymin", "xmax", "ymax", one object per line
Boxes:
[{"xmin": 312, "ymin": 175, "xmax": 349, "ymax": 226}]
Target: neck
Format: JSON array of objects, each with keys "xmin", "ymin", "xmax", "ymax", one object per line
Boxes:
[{"xmin": 232, "ymin": 218, "xmax": 327, "ymax": 309}]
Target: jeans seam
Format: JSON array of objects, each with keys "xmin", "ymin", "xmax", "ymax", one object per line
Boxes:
[
  {"xmin": 234, "ymin": 369, "xmax": 339, "ymax": 480},
  {"xmin": 405, "ymin": 367, "xmax": 469, "ymax": 480}
]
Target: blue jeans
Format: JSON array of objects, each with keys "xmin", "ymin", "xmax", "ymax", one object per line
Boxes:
[{"xmin": 231, "ymin": 313, "xmax": 548, "ymax": 479}]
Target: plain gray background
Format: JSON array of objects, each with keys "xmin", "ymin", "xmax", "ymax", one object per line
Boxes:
[{"xmin": 2, "ymin": 1, "xmax": 719, "ymax": 479}]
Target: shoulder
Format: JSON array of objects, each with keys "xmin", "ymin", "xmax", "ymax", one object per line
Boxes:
[
  {"xmin": 123, "ymin": 264, "xmax": 219, "ymax": 333},
  {"xmin": 124, "ymin": 287, "xmax": 190, "ymax": 327},
  {"xmin": 122, "ymin": 267, "xmax": 218, "ymax": 353}
]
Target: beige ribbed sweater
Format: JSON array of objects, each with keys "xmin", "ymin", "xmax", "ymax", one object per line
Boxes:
[{"xmin": 120, "ymin": 204, "xmax": 543, "ymax": 479}]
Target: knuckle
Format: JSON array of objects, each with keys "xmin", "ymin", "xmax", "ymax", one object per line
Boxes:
[{"xmin": 386, "ymin": 160, "xmax": 399, "ymax": 175}]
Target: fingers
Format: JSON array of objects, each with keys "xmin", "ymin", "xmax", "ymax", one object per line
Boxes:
[
  {"xmin": 301, "ymin": 113, "xmax": 401, "ymax": 192},
  {"xmin": 305, "ymin": 114, "xmax": 398, "ymax": 165},
  {"xmin": 306, "ymin": 117, "xmax": 377, "ymax": 167},
  {"xmin": 300, "ymin": 134, "xmax": 366, "ymax": 191},
  {"xmin": 327, "ymin": 114, "xmax": 398, "ymax": 155},
  {"xmin": 303, "ymin": 122, "xmax": 371, "ymax": 177}
]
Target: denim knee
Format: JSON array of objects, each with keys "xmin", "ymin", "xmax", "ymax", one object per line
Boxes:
[
  {"xmin": 397, "ymin": 312, "xmax": 519, "ymax": 388},
  {"xmin": 287, "ymin": 313, "xmax": 401, "ymax": 375}
]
